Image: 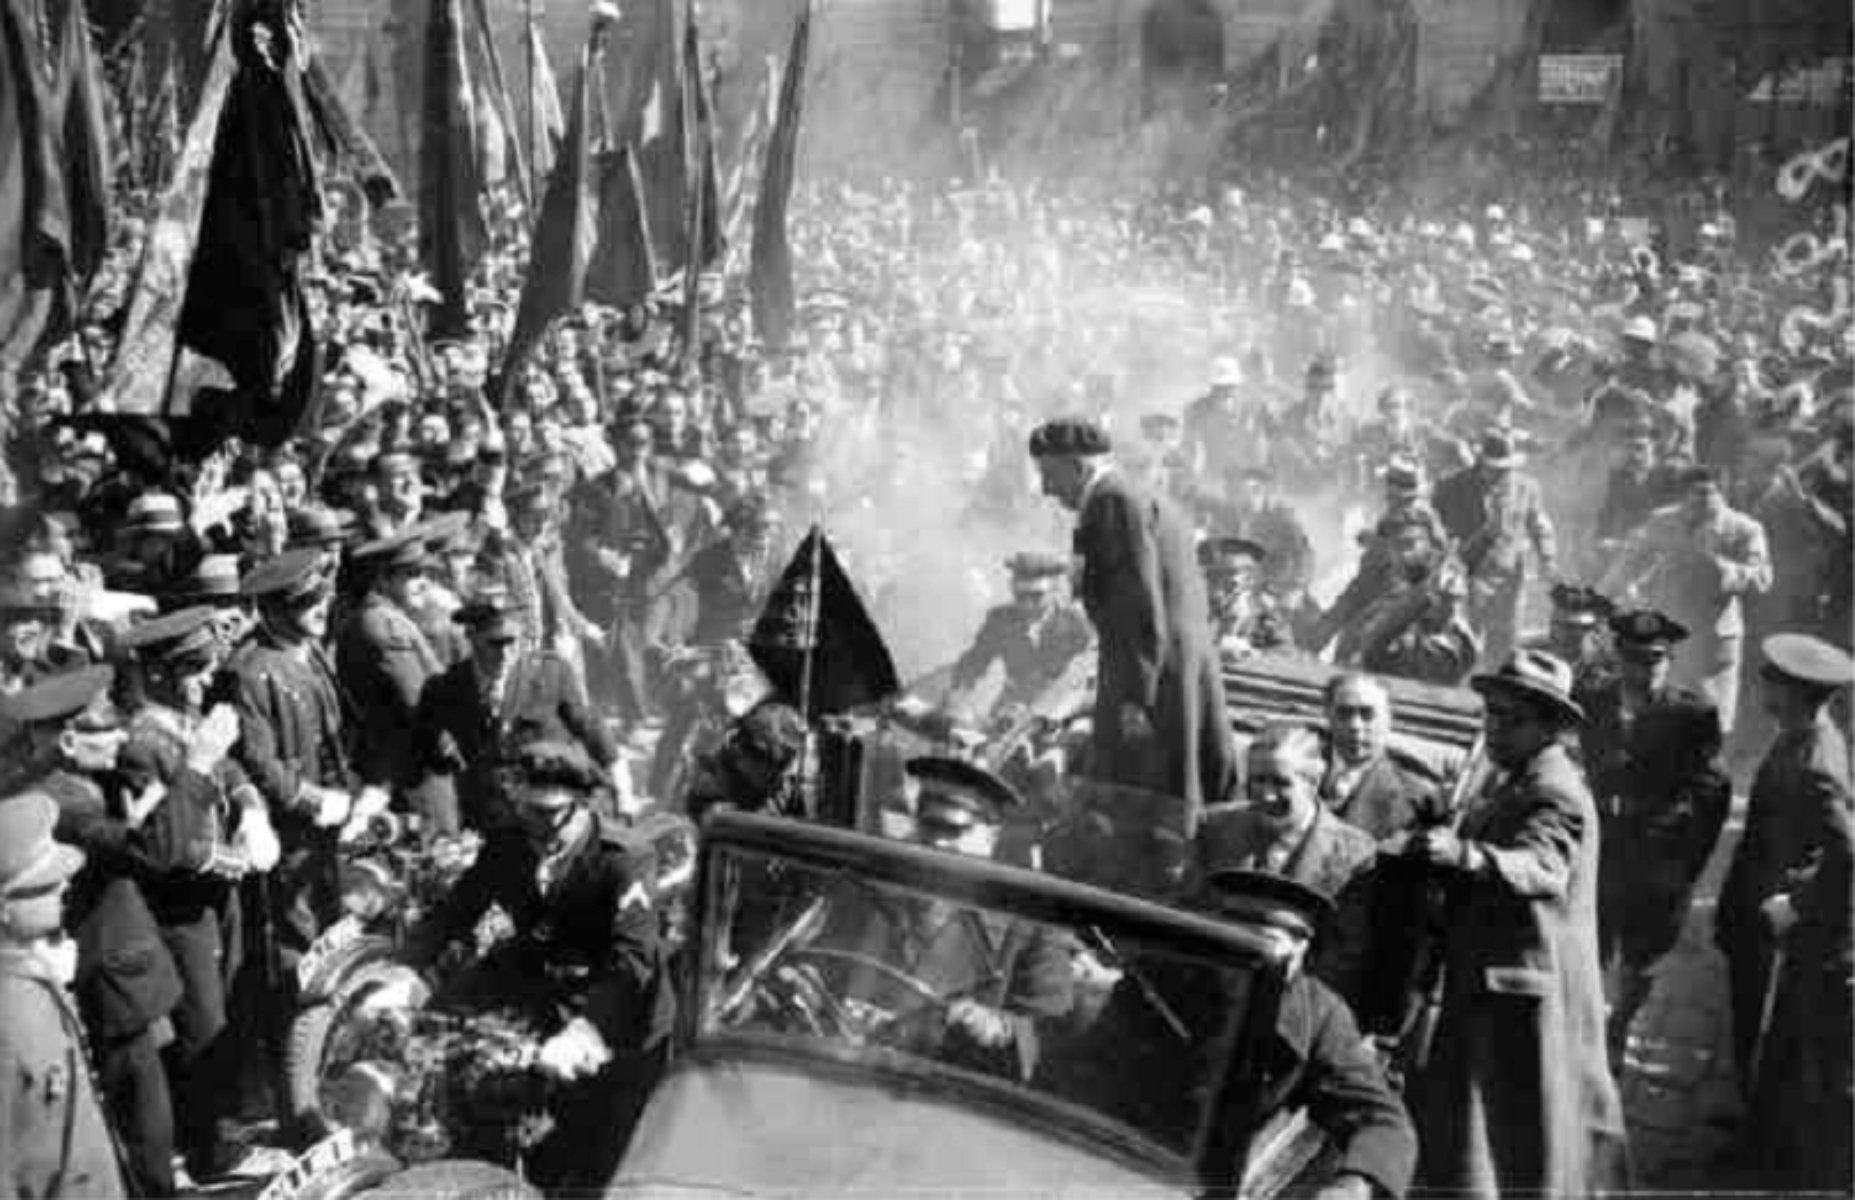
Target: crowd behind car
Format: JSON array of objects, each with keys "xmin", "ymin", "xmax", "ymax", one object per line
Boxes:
[{"xmin": 0, "ymin": 132, "xmax": 1849, "ymax": 1197}]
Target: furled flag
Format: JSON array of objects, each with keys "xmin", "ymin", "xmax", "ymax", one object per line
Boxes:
[
  {"xmin": 749, "ymin": 525, "xmax": 901, "ymax": 719},
  {"xmin": 54, "ymin": 0, "xmax": 111, "ymax": 292},
  {"xmin": 607, "ymin": 0, "xmax": 684, "ymax": 270},
  {"xmin": 303, "ymin": 55, "xmax": 400, "ymax": 206},
  {"xmin": 750, "ymin": 2, "xmax": 812, "ymax": 352},
  {"xmin": 0, "ymin": 0, "xmax": 65, "ymax": 384},
  {"xmin": 420, "ymin": 0, "xmax": 487, "ymax": 339},
  {"xmin": 495, "ymin": 4, "xmax": 614, "ymax": 399},
  {"xmin": 527, "ymin": 17, "xmax": 566, "ymax": 183},
  {"xmin": 585, "ymin": 144, "xmax": 655, "ymax": 309}
]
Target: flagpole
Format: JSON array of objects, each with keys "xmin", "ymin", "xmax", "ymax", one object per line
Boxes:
[
  {"xmin": 796, "ymin": 520, "xmax": 824, "ymax": 817},
  {"xmin": 526, "ymin": 0, "xmax": 540, "ymax": 212}
]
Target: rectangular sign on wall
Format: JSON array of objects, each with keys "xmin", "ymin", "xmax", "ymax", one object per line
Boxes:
[{"xmin": 1538, "ymin": 54, "xmax": 1622, "ymax": 105}]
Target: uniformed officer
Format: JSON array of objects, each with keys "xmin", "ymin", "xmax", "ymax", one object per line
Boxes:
[
  {"xmin": 945, "ymin": 552, "xmax": 1093, "ymax": 724},
  {"xmin": 1199, "ymin": 537, "xmax": 1294, "ymax": 658},
  {"xmin": 1717, "ymin": 634, "xmax": 1853, "ymax": 1109},
  {"xmin": 1073, "ymin": 869, "xmax": 1418, "ymax": 1199},
  {"xmin": 117, "ymin": 607, "xmax": 272, "ymax": 1178},
  {"xmin": 1582, "ymin": 611, "xmax": 1731, "ymax": 1069},
  {"xmin": 1535, "ymin": 583, "xmax": 1618, "ymax": 707},
  {"xmin": 812, "ymin": 756, "xmax": 1074, "ymax": 1082},
  {"xmin": 403, "ymin": 739, "xmax": 673, "ymax": 1190},
  {"xmin": 0, "ymin": 789, "xmax": 126, "ymax": 1198},
  {"xmin": 0, "ymin": 666, "xmax": 185, "ymax": 1195}
]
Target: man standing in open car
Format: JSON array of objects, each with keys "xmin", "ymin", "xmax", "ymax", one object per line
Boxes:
[{"xmin": 402, "ymin": 740, "xmax": 674, "ymax": 1192}]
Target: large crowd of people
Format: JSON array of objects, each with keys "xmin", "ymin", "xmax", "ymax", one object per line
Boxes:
[{"xmin": 0, "ymin": 86, "xmax": 1850, "ymax": 1198}]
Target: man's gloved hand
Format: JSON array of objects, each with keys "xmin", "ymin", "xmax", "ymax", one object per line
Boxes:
[
  {"xmin": 234, "ymin": 802, "xmax": 282, "ymax": 872},
  {"xmin": 185, "ymin": 704, "xmax": 242, "ymax": 776},
  {"xmin": 307, "ymin": 785, "xmax": 352, "ymax": 829},
  {"xmin": 945, "ymin": 999, "xmax": 1013, "ymax": 1049},
  {"xmin": 537, "ymin": 1016, "xmax": 613, "ymax": 1082},
  {"xmin": 1762, "ymin": 892, "xmax": 1799, "ymax": 937}
]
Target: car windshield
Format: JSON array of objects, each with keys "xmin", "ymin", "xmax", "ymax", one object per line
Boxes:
[{"xmin": 689, "ymin": 816, "xmax": 1283, "ymax": 1176}]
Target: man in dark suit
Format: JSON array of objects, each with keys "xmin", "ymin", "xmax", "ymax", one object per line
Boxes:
[
  {"xmin": 1028, "ymin": 419, "xmax": 1236, "ymax": 824},
  {"xmin": 416, "ymin": 589, "xmax": 624, "ymax": 833},
  {"xmin": 1717, "ymin": 633, "xmax": 1853, "ymax": 1114},
  {"xmin": 1406, "ymin": 650, "xmax": 1627, "ymax": 1196},
  {"xmin": 1319, "ymin": 673, "xmax": 1437, "ymax": 841},
  {"xmin": 336, "ymin": 530, "xmax": 444, "ymax": 826},
  {"xmin": 1582, "ymin": 610, "xmax": 1731, "ymax": 1068},
  {"xmin": 1433, "ymin": 432, "xmax": 1559, "ymax": 668},
  {"xmin": 815, "ymin": 758, "xmax": 1073, "ymax": 1082},
  {"xmin": 1196, "ymin": 724, "xmax": 1376, "ymax": 1006}
]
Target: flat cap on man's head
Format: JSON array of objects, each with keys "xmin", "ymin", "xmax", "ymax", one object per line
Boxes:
[
  {"xmin": 119, "ymin": 607, "xmax": 220, "ymax": 666},
  {"xmin": 0, "ymin": 791, "xmax": 84, "ymax": 897},
  {"xmin": 1005, "ymin": 552, "xmax": 1069, "ymax": 580},
  {"xmin": 1549, "ymin": 584, "xmax": 1616, "ymax": 627},
  {"xmin": 1200, "ymin": 868, "xmax": 1333, "ymax": 941},
  {"xmin": 1028, "ymin": 419, "xmax": 1110, "ymax": 459}
]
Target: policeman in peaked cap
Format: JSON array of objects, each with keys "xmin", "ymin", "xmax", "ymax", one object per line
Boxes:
[
  {"xmin": 904, "ymin": 755, "xmax": 1025, "ymax": 859},
  {"xmin": 1534, "ymin": 583, "xmax": 1618, "ymax": 695},
  {"xmin": 1583, "ymin": 609, "xmax": 1730, "ymax": 1067}
]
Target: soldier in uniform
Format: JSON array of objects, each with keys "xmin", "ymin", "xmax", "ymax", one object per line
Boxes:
[
  {"xmin": 1582, "ymin": 611, "xmax": 1731, "ymax": 1068},
  {"xmin": 1533, "ymin": 583, "xmax": 1617, "ymax": 706},
  {"xmin": 0, "ymin": 789, "xmax": 125, "ymax": 1198},
  {"xmin": 945, "ymin": 552, "xmax": 1093, "ymax": 724},
  {"xmin": 417, "ymin": 589, "xmax": 625, "ymax": 833},
  {"xmin": 1199, "ymin": 537, "xmax": 1294, "ymax": 658},
  {"xmin": 1717, "ymin": 634, "xmax": 1853, "ymax": 1109},
  {"xmin": 403, "ymin": 740, "xmax": 674, "ymax": 1191},
  {"xmin": 808, "ymin": 757, "xmax": 1075, "ymax": 1082},
  {"xmin": 336, "ymin": 530, "xmax": 449, "ymax": 830},
  {"xmin": 0, "ymin": 667, "xmax": 184, "ymax": 1194},
  {"xmin": 116, "ymin": 608, "xmax": 274, "ymax": 1178},
  {"xmin": 1434, "ymin": 431, "xmax": 1559, "ymax": 669}
]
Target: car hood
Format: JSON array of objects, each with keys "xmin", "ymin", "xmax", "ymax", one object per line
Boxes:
[{"xmin": 605, "ymin": 1055, "xmax": 1190, "ymax": 1198}]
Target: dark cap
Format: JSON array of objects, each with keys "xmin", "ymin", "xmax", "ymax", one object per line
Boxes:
[
  {"xmin": 1201, "ymin": 869, "xmax": 1333, "ymax": 941},
  {"xmin": 1549, "ymin": 583, "xmax": 1616, "ymax": 628},
  {"xmin": 353, "ymin": 529, "xmax": 431, "ymax": 574},
  {"xmin": 241, "ymin": 549, "xmax": 331, "ymax": 607},
  {"xmin": 512, "ymin": 740, "xmax": 603, "ymax": 803},
  {"xmin": 286, "ymin": 507, "xmax": 354, "ymax": 550},
  {"xmin": 905, "ymin": 756, "xmax": 1022, "ymax": 829},
  {"xmin": 1028, "ymin": 419, "xmax": 1111, "ymax": 459},
  {"xmin": 1478, "ymin": 431, "xmax": 1523, "ymax": 468},
  {"xmin": 1610, "ymin": 610, "xmax": 1690, "ymax": 661},
  {"xmin": 1382, "ymin": 459, "xmax": 1426, "ymax": 494},
  {"xmin": 0, "ymin": 791, "xmax": 84, "ymax": 896},
  {"xmin": 1760, "ymin": 633, "xmax": 1855, "ymax": 689},
  {"xmin": 0, "ymin": 580, "xmax": 60, "ymax": 617},
  {"xmin": 118, "ymin": 607, "xmax": 220, "ymax": 666},
  {"xmin": 0, "ymin": 664, "xmax": 117, "ymax": 731},
  {"xmin": 1305, "ymin": 354, "xmax": 1337, "ymax": 383},
  {"xmin": 1139, "ymin": 412, "xmax": 1182, "ymax": 433},
  {"xmin": 1005, "ymin": 552, "xmax": 1069, "ymax": 580},
  {"xmin": 1198, "ymin": 537, "xmax": 1268, "ymax": 568},
  {"xmin": 1672, "ymin": 465, "xmax": 1719, "ymax": 490},
  {"xmin": 453, "ymin": 588, "xmax": 523, "ymax": 643}
]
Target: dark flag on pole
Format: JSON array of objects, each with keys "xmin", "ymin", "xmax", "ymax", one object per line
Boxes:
[
  {"xmin": 750, "ymin": 2, "xmax": 811, "ymax": 352},
  {"xmin": 527, "ymin": 17, "xmax": 566, "ymax": 183},
  {"xmin": 749, "ymin": 525, "xmax": 901, "ymax": 720},
  {"xmin": 607, "ymin": 0, "xmax": 684, "ymax": 270},
  {"xmin": 421, "ymin": 0, "xmax": 487, "ymax": 339},
  {"xmin": 302, "ymin": 55, "xmax": 400, "ymax": 207},
  {"xmin": 495, "ymin": 7, "xmax": 614, "ymax": 401},
  {"xmin": 585, "ymin": 144, "xmax": 655, "ymax": 309},
  {"xmin": 677, "ymin": 0, "xmax": 721, "ymax": 364},
  {"xmin": 55, "ymin": 0, "xmax": 111, "ymax": 293}
]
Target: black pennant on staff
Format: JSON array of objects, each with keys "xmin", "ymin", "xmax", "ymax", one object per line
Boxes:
[{"xmin": 748, "ymin": 525, "xmax": 901, "ymax": 721}]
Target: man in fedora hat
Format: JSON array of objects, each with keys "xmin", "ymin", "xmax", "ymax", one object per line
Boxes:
[
  {"xmin": 1404, "ymin": 649, "xmax": 1627, "ymax": 1196},
  {"xmin": 1581, "ymin": 610, "xmax": 1731, "ymax": 1069},
  {"xmin": 1716, "ymin": 633, "xmax": 1852, "ymax": 1137},
  {"xmin": 1028, "ymin": 418, "xmax": 1236, "ymax": 823},
  {"xmin": 1434, "ymin": 430, "xmax": 1559, "ymax": 668},
  {"xmin": 945, "ymin": 551, "xmax": 1093, "ymax": 724},
  {"xmin": 0, "ymin": 789, "xmax": 124, "ymax": 1198}
]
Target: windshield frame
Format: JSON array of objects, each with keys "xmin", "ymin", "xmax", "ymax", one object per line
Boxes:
[{"xmin": 682, "ymin": 811, "xmax": 1297, "ymax": 1188}]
